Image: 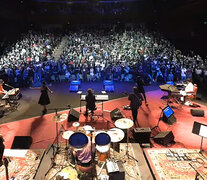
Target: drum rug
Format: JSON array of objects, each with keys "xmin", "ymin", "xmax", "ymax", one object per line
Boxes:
[
  {"xmin": 144, "ymin": 148, "xmax": 207, "ymax": 180},
  {"xmin": 0, "ymin": 149, "xmax": 43, "ymax": 180}
]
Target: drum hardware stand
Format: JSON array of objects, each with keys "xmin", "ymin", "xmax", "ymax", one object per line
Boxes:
[
  {"xmin": 49, "ymin": 106, "xmax": 70, "ymax": 153},
  {"xmin": 60, "ymin": 124, "xmax": 71, "ymax": 161},
  {"xmin": 124, "ymin": 128, "xmax": 139, "ymax": 163},
  {"xmin": 89, "ymin": 129, "xmax": 95, "ymax": 179}
]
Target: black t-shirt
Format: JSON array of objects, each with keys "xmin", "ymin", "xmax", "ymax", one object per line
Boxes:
[{"xmin": 86, "ymin": 94, "xmax": 96, "ymax": 110}]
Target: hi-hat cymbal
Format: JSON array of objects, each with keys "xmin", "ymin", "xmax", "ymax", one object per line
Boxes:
[
  {"xmin": 107, "ymin": 128, "xmax": 125, "ymax": 142},
  {"xmin": 52, "ymin": 113, "xmax": 68, "ymax": 122},
  {"xmin": 115, "ymin": 118, "xmax": 134, "ymax": 129}
]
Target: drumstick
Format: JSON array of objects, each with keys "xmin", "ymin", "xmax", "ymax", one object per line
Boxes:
[{"xmin": 97, "ymin": 162, "xmax": 106, "ymax": 176}]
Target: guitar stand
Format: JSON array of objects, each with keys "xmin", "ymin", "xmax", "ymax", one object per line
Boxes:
[
  {"xmin": 151, "ymin": 108, "xmax": 163, "ymax": 137},
  {"xmin": 151, "ymin": 117, "xmax": 162, "ymax": 132}
]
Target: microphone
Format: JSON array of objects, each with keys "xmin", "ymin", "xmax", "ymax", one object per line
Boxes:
[{"xmin": 4, "ymin": 83, "xmax": 14, "ymax": 89}]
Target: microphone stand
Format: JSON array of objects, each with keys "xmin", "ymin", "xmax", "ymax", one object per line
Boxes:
[{"xmin": 4, "ymin": 83, "xmax": 15, "ymax": 89}]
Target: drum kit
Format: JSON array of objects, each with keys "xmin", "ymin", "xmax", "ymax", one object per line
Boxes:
[
  {"xmin": 61, "ymin": 118, "xmax": 135, "ymax": 162},
  {"xmin": 50, "ymin": 111, "xmax": 137, "ymax": 176}
]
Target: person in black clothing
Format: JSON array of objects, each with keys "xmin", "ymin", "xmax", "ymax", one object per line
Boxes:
[
  {"xmin": 136, "ymin": 76, "xmax": 148, "ymax": 106},
  {"xmin": 31, "ymin": 81, "xmax": 53, "ymax": 115},
  {"xmin": 0, "ymin": 135, "xmax": 5, "ymax": 166},
  {"xmin": 84, "ymin": 88, "xmax": 96, "ymax": 116},
  {"xmin": 128, "ymin": 86, "xmax": 143, "ymax": 127}
]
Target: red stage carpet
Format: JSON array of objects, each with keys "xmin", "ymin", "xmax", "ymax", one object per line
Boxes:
[{"xmin": 0, "ymin": 89, "xmax": 207, "ymax": 150}]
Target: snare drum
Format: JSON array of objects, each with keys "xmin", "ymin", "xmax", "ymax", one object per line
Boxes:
[
  {"xmin": 96, "ymin": 144, "xmax": 110, "ymax": 161},
  {"xmin": 69, "ymin": 132, "xmax": 88, "ymax": 149},
  {"xmin": 83, "ymin": 125, "xmax": 93, "ymax": 136}
]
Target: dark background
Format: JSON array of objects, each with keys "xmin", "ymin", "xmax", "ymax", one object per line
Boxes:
[{"xmin": 0, "ymin": 0, "xmax": 207, "ymax": 56}]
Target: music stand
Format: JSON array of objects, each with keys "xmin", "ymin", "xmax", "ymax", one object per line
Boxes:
[
  {"xmin": 192, "ymin": 121, "xmax": 207, "ymax": 154},
  {"xmin": 77, "ymin": 91, "xmax": 82, "ymax": 112}
]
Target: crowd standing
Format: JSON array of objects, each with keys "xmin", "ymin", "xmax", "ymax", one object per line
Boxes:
[{"xmin": 0, "ymin": 26, "xmax": 206, "ymax": 89}]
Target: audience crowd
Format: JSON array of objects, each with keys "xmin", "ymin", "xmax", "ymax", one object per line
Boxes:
[{"xmin": 0, "ymin": 26, "xmax": 206, "ymax": 89}]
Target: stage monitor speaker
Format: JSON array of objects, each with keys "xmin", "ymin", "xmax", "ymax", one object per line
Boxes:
[
  {"xmin": 68, "ymin": 109, "xmax": 80, "ymax": 122},
  {"xmin": 190, "ymin": 109, "xmax": 205, "ymax": 117},
  {"xmin": 153, "ymin": 131, "xmax": 174, "ymax": 146},
  {"xmin": 69, "ymin": 84, "xmax": 79, "ymax": 92},
  {"xmin": 133, "ymin": 127, "xmax": 151, "ymax": 144},
  {"xmin": 104, "ymin": 84, "xmax": 114, "ymax": 92},
  {"xmin": 11, "ymin": 136, "xmax": 32, "ymax": 149},
  {"xmin": 110, "ymin": 108, "xmax": 123, "ymax": 121}
]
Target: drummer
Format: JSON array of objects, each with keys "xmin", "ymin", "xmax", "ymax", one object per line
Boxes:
[{"xmin": 71, "ymin": 128, "xmax": 96, "ymax": 168}]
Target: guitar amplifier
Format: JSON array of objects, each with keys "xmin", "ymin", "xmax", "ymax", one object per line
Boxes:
[
  {"xmin": 110, "ymin": 108, "xmax": 123, "ymax": 121},
  {"xmin": 153, "ymin": 131, "xmax": 174, "ymax": 146},
  {"xmin": 133, "ymin": 127, "xmax": 151, "ymax": 144}
]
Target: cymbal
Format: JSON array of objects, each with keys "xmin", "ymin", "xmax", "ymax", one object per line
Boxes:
[
  {"xmin": 62, "ymin": 130, "xmax": 74, "ymax": 140},
  {"xmin": 107, "ymin": 128, "xmax": 125, "ymax": 142},
  {"xmin": 58, "ymin": 166, "xmax": 78, "ymax": 180},
  {"xmin": 115, "ymin": 118, "xmax": 134, "ymax": 129},
  {"xmin": 52, "ymin": 113, "xmax": 68, "ymax": 122},
  {"xmin": 72, "ymin": 122, "xmax": 80, "ymax": 127}
]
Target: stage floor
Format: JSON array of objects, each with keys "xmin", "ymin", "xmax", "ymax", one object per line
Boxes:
[{"xmin": 144, "ymin": 148, "xmax": 207, "ymax": 180}]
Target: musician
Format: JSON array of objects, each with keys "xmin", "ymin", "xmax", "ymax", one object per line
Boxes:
[
  {"xmin": 31, "ymin": 81, "xmax": 53, "ymax": 115},
  {"xmin": 84, "ymin": 88, "xmax": 96, "ymax": 116},
  {"xmin": 184, "ymin": 79, "xmax": 194, "ymax": 93},
  {"xmin": 128, "ymin": 86, "xmax": 143, "ymax": 127},
  {"xmin": 0, "ymin": 135, "xmax": 5, "ymax": 166},
  {"xmin": 136, "ymin": 76, "xmax": 148, "ymax": 106},
  {"xmin": 71, "ymin": 141, "xmax": 95, "ymax": 168},
  {"xmin": 0, "ymin": 79, "xmax": 9, "ymax": 106},
  {"xmin": 0, "ymin": 79, "xmax": 7, "ymax": 95},
  {"xmin": 180, "ymin": 79, "xmax": 195, "ymax": 103}
]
